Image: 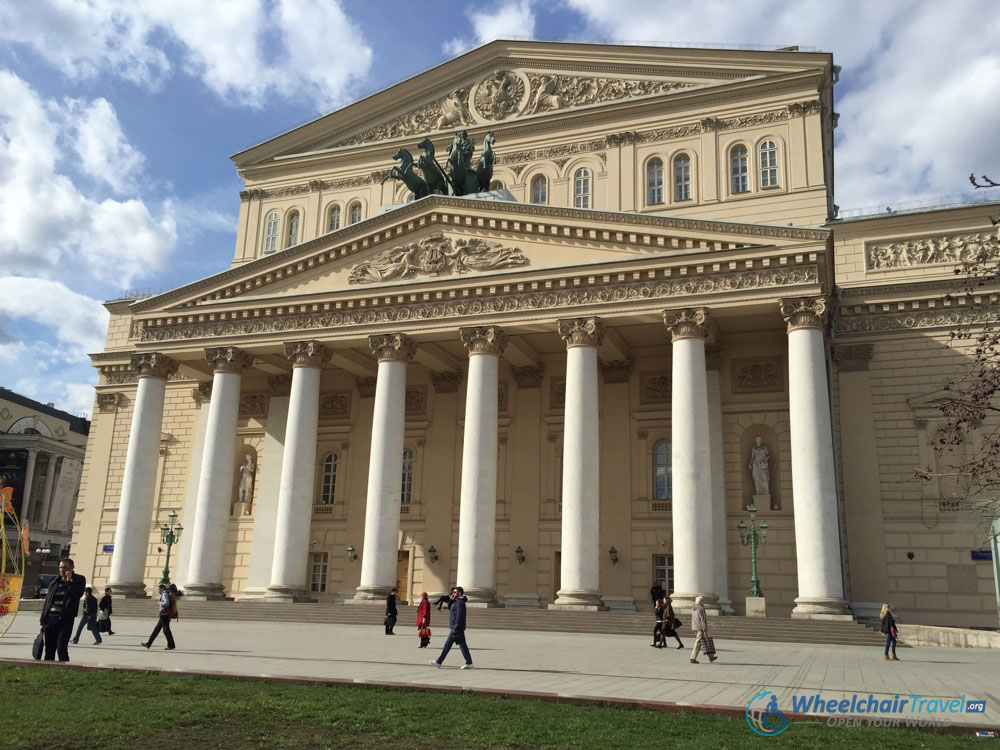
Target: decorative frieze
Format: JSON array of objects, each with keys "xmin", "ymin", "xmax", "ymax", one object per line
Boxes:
[
  {"xmin": 731, "ymin": 357, "xmax": 784, "ymax": 394},
  {"xmin": 283, "ymin": 340, "xmax": 331, "ymax": 369},
  {"xmin": 130, "ymin": 352, "xmax": 178, "ymax": 380},
  {"xmin": 557, "ymin": 316, "xmax": 605, "ymax": 349},
  {"xmin": 205, "ymin": 346, "xmax": 253, "ymax": 374},
  {"xmin": 356, "ymin": 376, "xmax": 377, "ymax": 397},
  {"xmin": 319, "ymin": 390, "xmax": 352, "ymax": 418},
  {"xmin": 832, "ymin": 344, "xmax": 875, "ymax": 372},
  {"xmin": 405, "ymin": 386, "xmax": 427, "ymax": 415},
  {"xmin": 96, "ymin": 392, "xmax": 123, "ymax": 413},
  {"xmin": 369, "ymin": 333, "xmax": 416, "ymax": 363},
  {"xmin": 474, "ymin": 70, "xmax": 526, "ymax": 120},
  {"xmin": 834, "ymin": 307, "xmax": 999, "ymax": 335},
  {"xmin": 349, "ymin": 234, "xmax": 528, "ymax": 284},
  {"xmin": 779, "ymin": 297, "xmax": 828, "ymax": 333},
  {"xmin": 600, "ymin": 359, "xmax": 633, "ymax": 384},
  {"xmin": 865, "ymin": 230, "xmax": 998, "ymax": 271},
  {"xmin": 662, "ymin": 307, "xmax": 709, "ymax": 341},
  {"xmin": 191, "ymin": 382, "xmax": 213, "ymax": 406},
  {"xmin": 240, "ymin": 173, "xmax": 390, "ymax": 201},
  {"xmin": 460, "ymin": 325, "xmax": 509, "ymax": 356},
  {"xmin": 639, "ymin": 372, "xmax": 671, "ymax": 404},
  {"xmin": 239, "ymin": 392, "xmax": 268, "ymax": 418},
  {"xmin": 431, "ymin": 371, "xmax": 462, "ymax": 393},
  {"xmin": 786, "ymin": 100, "xmax": 822, "ymax": 116},
  {"xmin": 513, "ymin": 364, "xmax": 544, "ymax": 389}
]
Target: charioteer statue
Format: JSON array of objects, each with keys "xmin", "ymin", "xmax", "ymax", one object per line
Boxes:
[{"xmin": 382, "ymin": 130, "xmax": 496, "ymax": 200}]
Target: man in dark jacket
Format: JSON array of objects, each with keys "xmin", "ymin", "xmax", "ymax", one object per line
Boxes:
[
  {"xmin": 98, "ymin": 587, "xmax": 115, "ymax": 635},
  {"xmin": 384, "ymin": 587, "xmax": 398, "ymax": 635},
  {"xmin": 429, "ymin": 586, "xmax": 473, "ymax": 668},
  {"xmin": 39, "ymin": 558, "xmax": 86, "ymax": 661},
  {"xmin": 71, "ymin": 587, "xmax": 102, "ymax": 645}
]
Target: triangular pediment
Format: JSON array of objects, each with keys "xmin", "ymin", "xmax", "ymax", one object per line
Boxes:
[{"xmin": 131, "ymin": 196, "xmax": 826, "ymax": 317}]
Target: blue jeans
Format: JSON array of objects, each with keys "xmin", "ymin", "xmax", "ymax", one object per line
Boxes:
[
  {"xmin": 435, "ymin": 629, "xmax": 472, "ymax": 665},
  {"xmin": 884, "ymin": 633, "xmax": 897, "ymax": 655},
  {"xmin": 43, "ymin": 618, "xmax": 74, "ymax": 661},
  {"xmin": 72, "ymin": 614, "xmax": 102, "ymax": 644}
]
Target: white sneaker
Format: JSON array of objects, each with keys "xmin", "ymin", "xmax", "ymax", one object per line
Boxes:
[
  {"xmin": 429, "ymin": 660, "xmax": 441, "ymax": 668},
  {"xmin": 461, "ymin": 663, "xmax": 474, "ymax": 669}
]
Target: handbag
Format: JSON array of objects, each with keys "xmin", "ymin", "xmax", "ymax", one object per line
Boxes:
[
  {"xmin": 700, "ymin": 634, "xmax": 716, "ymax": 656},
  {"xmin": 672, "ymin": 617, "xmax": 682, "ymax": 629},
  {"xmin": 418, "ymin": 627, "xmax": 431, "ymax": 639},
  {"xmin": 32, "ymin": 632, "xmax": 44, "ymax": 660},
  {"xmin": 97, "ymin": 610, "xmax": 109, "ymax": 621}
]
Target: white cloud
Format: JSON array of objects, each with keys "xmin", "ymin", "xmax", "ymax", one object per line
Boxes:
[
  {"xmin": 0, "ymin": 71, "xmax": 176, "ymax": 288},
  {"xmin": 0, "ymin": 0, "xmax": 373, "ymax": 111},
  {"xmin": 67, "ymin": 97, "xmax": 146, "ymax": 194},
  {"xmin": 0, "ymin": 277, "xmax": 109, "ymax": 358},
  {"xmin": 444, "ymin": 0, "xmax": 536, "ymax": 57}
]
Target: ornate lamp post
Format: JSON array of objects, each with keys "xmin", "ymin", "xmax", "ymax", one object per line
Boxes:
[
  {"xmin": 738, "ymin": 504, "xmax": 769, "ymax": 597},
  {"xmin": 159, "ymin": 511, "xmax": 183, "ymax": 586}
]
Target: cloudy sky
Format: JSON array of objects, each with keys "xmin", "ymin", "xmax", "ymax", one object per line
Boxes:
[{"xmin": 1, "ymin": 0, "xmax": 998, "ymax": 418}]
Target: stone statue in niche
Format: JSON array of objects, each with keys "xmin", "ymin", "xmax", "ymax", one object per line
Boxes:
[
  {"xmin": 238, "ymin": 454, "xmax": 256, "ymax": 503},
  {"xmin": 748, "ymin": 436, "xmax": 770, "ymax": 496}
]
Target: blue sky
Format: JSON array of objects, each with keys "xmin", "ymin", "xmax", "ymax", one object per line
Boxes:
[{"xmin": 1, "ymin": 0, "xmax": 998, "ymax": 417}]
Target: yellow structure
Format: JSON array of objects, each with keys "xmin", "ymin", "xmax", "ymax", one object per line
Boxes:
[{"xmin": 73, "ymin": 41, "xmax": 998, "ymax": 625}]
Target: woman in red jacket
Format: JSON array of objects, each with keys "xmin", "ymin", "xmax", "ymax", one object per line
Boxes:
[{"xmin": 416, "ymin": 591, "xmax": 431, "ymax": 648}]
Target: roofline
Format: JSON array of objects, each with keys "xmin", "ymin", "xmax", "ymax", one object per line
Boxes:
[{"xmin": 0, "ymin": 387, "xmax": 91, "ymax": 435}]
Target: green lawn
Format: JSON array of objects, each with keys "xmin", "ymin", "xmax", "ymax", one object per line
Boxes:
[{"xmin": 0, "ymin": 664, "xmax": 987, "ymax": 749}]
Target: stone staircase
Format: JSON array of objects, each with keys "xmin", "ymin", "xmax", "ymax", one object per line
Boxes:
[{"xmin": 79, "ymin": 599, "xmax": 886, "ymax": 646}]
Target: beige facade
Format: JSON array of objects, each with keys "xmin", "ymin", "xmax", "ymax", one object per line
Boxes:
[{"xmin": 73, "ymin": 41, "xmax": 998, "ymax": 625}]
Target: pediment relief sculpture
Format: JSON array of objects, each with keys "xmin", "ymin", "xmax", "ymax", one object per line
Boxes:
[
  {"xmin": 348, "ymin": 233, "xmax": 528, "ymax": 285},
  {"xmin": 866, "ymin": 229, "xmax": 999, "ymax": 271}
]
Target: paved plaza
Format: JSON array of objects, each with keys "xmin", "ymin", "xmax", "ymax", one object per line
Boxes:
[{"xmin": 4, "ymin": 613, "xmax": 999, "ymax": 730}]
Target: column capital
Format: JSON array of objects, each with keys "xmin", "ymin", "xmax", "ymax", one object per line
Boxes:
[
  {"xmin": 267, "ymin": 374, "xmax": 291, "ymax": 396},
  {"xmin": 557, "ymin": 317, "xmax": 605, "ymax": 349},
  {"xmin": 705, "ymin": 344, "xmax": 724, "ymax": 371},
  {"xmin": 779, "ymin": 296, "xmax": 829, "ymax": 333},
  {"xmin": 130, "ymin": 352, "xmax": 178, "ymax": 379},
  {"xmin": 96, "ymin": 392, "xmax": 123, "ymax": 413},
  {"xmin": 431, "ymin": 371, "xmax": 463, "ymax": 393},
  {"xmin": 368, "ymin": 333, "xmax": 416, "ymax": 363},
  {"xmin": 459, "ymin": 325, "xmax": 509, "ymax": 356},
  {"xmin": 832, "ymin": 343, "xmax": 874, "ymax": 372},
  {"xmin": 599, "ymin": 359, "xmax": 633, "ymax": 384},
  {"xmin": 283, "ymin": 340, "xmax": 331, "ymax": 369},
  {"xmin": 191, "ymin": 382, "xmax": 213, "ymax": 406},
  {"xmin": 662, "ymin": 307, "xmax": 710, "ymax": 342},
  {"xmin": 205, "ymin": 346, "xmax": 253, "ymax": 374}
]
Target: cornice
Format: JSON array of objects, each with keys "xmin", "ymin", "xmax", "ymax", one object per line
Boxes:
[{"xmin": 835, "ymin": 294, "xmax": 998, "ymax": 335}]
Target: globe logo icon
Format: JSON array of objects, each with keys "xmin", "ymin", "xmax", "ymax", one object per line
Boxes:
[{"xmin": 746, "ymin": 690, "xmax": 791, "ymax": 736}]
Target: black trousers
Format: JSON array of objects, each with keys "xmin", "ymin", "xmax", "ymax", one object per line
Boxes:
[
  {"xmin": 42, "ymin": 617, "xmax": 74, "ymax": 661},
  {"xmin": 384, "ymin": 614, "xmax": 397, "ymax": 634},
  {"xmin": 147, "ymin": 614, "xmax": 175, "ymax": 648}
]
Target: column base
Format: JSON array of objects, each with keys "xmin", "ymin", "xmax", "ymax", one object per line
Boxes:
[
  {"xmin": 717, "ymin": 597, "xmax": 735, "ymax": 615},
  {"xmin": 182, "ymin": 582, "xmax": 228, "ymax": 601},
  {"xmin": 502, "ymin": 592, "xmax": 541, "ymax": 609},
  {"xmin": 791, "ymin": 596, "xmax": 852, "ymax": 620},
  {"xmin": 463, "ymin": 587, "xmax": 496, "ymax": 607},
  {"xmin": 105, "ymin": 581, "xmax": 149, "ymax": 599},
  {"xmin": 601, "ymin": 596, "xmax": 637, "ymax": 612},
  {"xmin": 548, "ymin": 589, "xmax": 603, "ymax": 610},
  {"xmin": 669, "ymin": 592, "xmax": 721, "ymax": 615},
  {"xmin": 236, "ymin": 587, "xmax": 270, "ymax": 601},
  {"xmin": 348, "ymin": 585, "xmax": 392, "ymax": 602},
  {"xmin": 264, "ymin": 586, "xmax": 314, "ymax": 603}
]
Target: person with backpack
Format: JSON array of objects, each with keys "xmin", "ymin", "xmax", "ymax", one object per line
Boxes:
[
  {"xmin": 140, "ymin": 583, "xmax": 176, "ymax": 650},
  {"xmin": 98, "ymin": 587, "xmax": 115, "ymax": 635}
]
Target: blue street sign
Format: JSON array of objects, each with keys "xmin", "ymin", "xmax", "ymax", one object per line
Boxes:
[
  {"xmin": 971, "ymin": 550, "xmax": 992, "ymax": 561},
  {"xmin": 102, "ymin": 544, "xmax": 115, "ymax": 553}
]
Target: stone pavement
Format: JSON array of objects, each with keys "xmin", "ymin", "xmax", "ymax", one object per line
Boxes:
[{"xmin": 4, "ymin": 614, "xmax": 999, "ymax": 729}]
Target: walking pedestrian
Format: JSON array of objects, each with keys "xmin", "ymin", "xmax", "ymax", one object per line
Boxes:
[
  {"xmin": 689, "ymin": 596, "xmax": 716, "ymax": 663},
  {"xmin": 429, "ymin": 586, "xmax": 473, "ymax": 668},
  {"xmin": 663, "ymin": 596, "xmax": 684, "ymax": 649},
  {"xmin": 140, "ymin": 583, "xmax": 176, "ymax": 650},
  {"xmin": 98, "ymin": 587, "xmax": 115, "ymax": 635},
  {"xmin": 651, "ymin": 597, "xmax": 665, "ymax": 648},
  {"xmin": 416, "ymin": 591, "xmax": 431, "ymax": 648},
  {"xmin": 38, "ymin": 558, "xmax": 86, "ymax": 661},
  {"xmin": 71, "ymin": 587, "xmax": 103, "ymax": 645},
  {"xmin": 880, "ymin": 603, "xmax": 899, "ymax": 661},
  {"xmin": 385, "ymin": 587, "xmax": 398, "ymax": 635}
]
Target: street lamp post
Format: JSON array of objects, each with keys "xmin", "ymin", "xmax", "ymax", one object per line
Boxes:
[
  {"xmin": 159, "ymin": 511, "xmax": 183, "ymax": 586},
  {"xmin": 738, "ymin": 504, "xmax": 769, "ymax": 598}
]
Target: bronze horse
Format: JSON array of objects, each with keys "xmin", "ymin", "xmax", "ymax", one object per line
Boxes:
[
  {"xmin": 382, "ymin": 148, "xmax": 429, "ymax": 200},
  {"xmin": 416, "ymin": 138, "xmax": 451, "ymax": 195},
  {"xmin": 475, "ymin": 132, "xmax": 496, "ymax": 192}
]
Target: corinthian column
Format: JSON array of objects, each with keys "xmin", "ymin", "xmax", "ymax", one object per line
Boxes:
[
  {"xmin": 108, "ymin": 352, "xmax": 178, "ymax": 598},
  {"xmin": 551, "ymin": 317, "xmax": 604, "ymax": 610},
  {"xmin": 457, "ymin": 325, "xmax": 508, "ymax": 605},
  {"xmin": 268, "ymin": 341, "xmax": 331, "ymax": 600},
  {"xmin": 706, "ymin": 345, "xmax": 733, "ymax": 614},
  {"xmin": 663, "ymin": 307, "xmax": 718, "ymax": 613},
  {"xmin": 354, "ymin": 333, "xmax": 416, "ymax": 601},
  {"xmin": 780, "ymin": 297, "xmax": 849, "ymax": 617},
  {"xmin": 185, "ymin": 346, "xmax": 253, "ymax": 600}
]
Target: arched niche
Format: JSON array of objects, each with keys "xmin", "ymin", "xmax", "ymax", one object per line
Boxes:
[
  {"xmin": 740, "ymin": 424, "xmax": 781, "ymax": 510},
  {"xmin": 231, "ymin": 444, "xmax": 258, "ymax": 510}
]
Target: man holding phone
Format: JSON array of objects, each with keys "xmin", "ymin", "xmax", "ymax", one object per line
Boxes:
[{"xmin": 39, "ymin": 558, "xmax": 86, "ymax": 661}]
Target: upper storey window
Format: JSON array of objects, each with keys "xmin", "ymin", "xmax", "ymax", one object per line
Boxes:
[
  {"xmin": 319, "ymin": 452, "xmax": 337, "ymax": 505},
  {"xmin": 574, "ymin": 168, "xmax": 591, "ymax": 209},
  {"xmin": 285, "ymin": 210, "xmax": 300, "ymax": 248},
  {"xmin": 263, "ymin": 210, "xmax": 279, "ymax": 254},
  {"xmin": 531, "ymin": 175, "xmax": 547, "ymax": 204},
  {"xmin": 327, "ymin": 205, "xmax": 341, "ymax": 232},
  {"xmin": 349, "ymin": 202, "xmax": 362, "ymax": 225},
  {"xmin": 759, "ymin": 140, "xmax": 779, "ymax": 188},
  {"xmin": 673, "ymin": 154, "xmax": 691, "ymax": 201},
  {"xmin": 646, "ymin": 158, "xmax": 664, "ymax": 205},
  {"xmin": 730, "ymin": 145, "xmax": 749, "ymax": 194}
]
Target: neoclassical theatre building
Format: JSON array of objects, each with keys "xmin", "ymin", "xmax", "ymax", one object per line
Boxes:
[{"xmin": 74, "ymin": 41, "xmax": 998, "ymax": 626}]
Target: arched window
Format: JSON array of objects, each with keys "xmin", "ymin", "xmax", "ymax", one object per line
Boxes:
[
  {"xmin": 400, "ymin": 449, "xmax": 414, "ymax": 506},
  {"xmin": 489, "ymin": 180, "xmax": 504, "ymax": 191},
  {"xmin": 646, "ymin": 158, "xmax": 664, "ymax": 205},
  {"xmin": 349, "ymin": 202, "xmax": 362, "ymax": 224},
  {"xmin": 263, "ymin": 210, "xmax": 280, "ymax": 253},
  {"xmin": 319, "ymin": 453, "xmax": 337, "ymax": 505},
  {"xmin": 285, "ymin": 210, "xmax": 300, "ymax": 248},
  {"xmin": 531, "ymin": 175, "xmax": 547, "ymax": 204},
  {"xmin": 327, "ymin": 205, "xmax": 341, "ymax": 232},
  {"xmin": 573, "ymin": 168, "xmax": 591, "ymax": 209},
  {"xmin": 759, "ymin": 139, "xmax": 779, "ymax": 188},
  {"xmin": 730, "ymin": 145, "xmax": 749, "ymax": 194},
  {"xmin": 653, "ymin": 439, "xmax": 672, "ymax": 502},
  {"xmin": 673, "ymin": 154, "xmax": 691, "ymax": 201}
]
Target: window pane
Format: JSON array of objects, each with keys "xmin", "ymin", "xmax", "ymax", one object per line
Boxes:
[
  {"xmin": 574, "ymin": 168, "xmax": 591, "ymax": 209},
  {"xmin": 349, "ymin": 203, "xmax": 362, "ymax": 224},
  {"xmin": 759, "ymin": 140, "xmax": 778, "ymax": 188},
  {"xmin": 320, "ymin": 453, "xmax": 337, "ymax": 505},
  {"xmin": 311, "ymin": 552, "xmax": 328, "ymax": 593},
  {"xmin": 674, "ymin": 154, "xmax": 691, "ymax": 201},
  {"xmin": 653, "ymin": 440, "xmax": 672, "ymax": 500},
  {"xmin": 731, "ymin": 146, "xmax": 749, "ymax": 193},
  {"xmin": 328, "ymin": 205, "xmax": 340, "ymax": 232},
  {"xmin": 531, "ymin": 176, "xmax": 547, "ymax": 204},
  {"xmin": 647, "ymin": 159, "xmax": 663, "ymax": 204},
  {"xmin": 263, "ymin": 210, "xmax": 279, "ymax": 253},
  {"xmin": 286, "ymin": 211, "xmax": 299, "ymax": 247},
  {"xmin": 400, "ymin": 449, "xmax": 414, "ymax": 505}
]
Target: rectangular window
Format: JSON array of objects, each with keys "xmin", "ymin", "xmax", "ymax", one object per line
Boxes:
[
  {"xmin": 310, "ymin": 552, "xmax": 329, "ymax": 593},
  {"xmin": 653, "ymin": 554, "xmax": 674, "ymax": 597}
]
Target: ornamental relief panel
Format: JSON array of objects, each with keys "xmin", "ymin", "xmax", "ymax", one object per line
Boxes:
[
  {"xmin": 239, "ymin": 392, "xmax": 268, "ymax": 418},
  {"xmin": 731, "ymin": 357, "xmax": 784, "ymax": 395},
  {"xmin": 549, "ymin": 377, "xmax": 566, "ymax": 410},
  {"xmin": 140, "ymin": 266, "xmax": 818, "ymax": 343},
  {"xmin": 865, "ymin": 230, "xmax": 999, "ymax": 271},
  {"xmin": 405, "ymin": 386, "xmax": 427, "ymax": 415},
  {"xmin": 348, "ymin": 234, "xmax": 528, "ymax": 284},
  {"xmin": 639, "ymin": 371, "xmax": 671, "ymax": 405},
  {"xmin": 835, "ymin": 308, "xmax": 998, "ymax": 335},
  {"xmin": 319, "ymin": 390, "xmax": 352, "ymax": 418}
]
